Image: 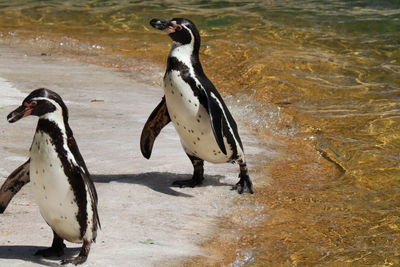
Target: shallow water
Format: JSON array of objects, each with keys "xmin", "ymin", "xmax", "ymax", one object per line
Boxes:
[{"xmin": 0, "ymin": 0, "xmax": 399, "ymax": 265}]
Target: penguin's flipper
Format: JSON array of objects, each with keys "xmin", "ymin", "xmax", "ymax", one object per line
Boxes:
[
  {"xmin": 0, "ymin": 159, "xmax": 30, "ymax": 213},
  {"xmin": 140, "ymin": 96, "xmax": 171, "ymax": 159},
  {"xmin": 77, "ymin": 167, "xmax": 101, "ymax": 230},
  {"xmin": 203, "ymin": 90, "xmax": 227, "ymax": 155},
  {"xmin": 67, "ymin": 136, "xmax": 101, "ymax": 230}
]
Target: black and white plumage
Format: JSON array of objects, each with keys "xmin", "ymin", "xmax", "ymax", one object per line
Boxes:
[
  {"xmin": 5, "ymin": 88, "xmax": 100, "ymax": 265},
  {"xmin": 141, "ymin": 18, "xmax": 253, "ymax": 194}
]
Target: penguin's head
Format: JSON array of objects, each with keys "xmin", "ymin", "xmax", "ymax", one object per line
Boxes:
[
  {"xmin": 150, "ymin": 18, "xmax": 200, "ymax": 46},
  {"xmin": 7, "ymin": 88, "xmax": 68, "ymax": 123}
]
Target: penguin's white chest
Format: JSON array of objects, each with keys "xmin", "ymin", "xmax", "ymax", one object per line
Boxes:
[
  {"xmin": 30, "ymin": 131, "xmax": 81, "ymax": 243},
  {"xmin": 164, "ymin": 71, "xmax": 232, "ymax": 163}
]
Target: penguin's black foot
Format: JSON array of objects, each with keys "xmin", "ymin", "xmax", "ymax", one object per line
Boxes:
[
  {"xmin": 232, "ymin": 174, "xmax": 254, "ymax": 194},
  {"xmin": 34, "ymin": 244, "xmax": 65, "ymax": 258},
  {"xmin": 61, "ymin": 255, "xmax": 88, "ymax": 265},
  {"xmin": 172, "ymin": 178, "xmax": 202, "ymax": 188},
  {"xmin": 176, "ymin": 155, "xmax": 204, "ymax": 188}
]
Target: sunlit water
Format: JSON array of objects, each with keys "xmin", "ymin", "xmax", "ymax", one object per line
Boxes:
[{"xmin": 0, "ymin": 0, "xmax": 399, "ymax": 265}]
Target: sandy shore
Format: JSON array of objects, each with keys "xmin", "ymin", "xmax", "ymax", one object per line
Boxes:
[{"xmin": 0, "ymin": 43, "xmax": 266, "ymax": 266}]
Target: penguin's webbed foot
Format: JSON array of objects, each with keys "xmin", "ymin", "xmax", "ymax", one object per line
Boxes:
[
  {"xmin": 175, "ymin": 155, "xmax": 204, "ymax": 188},
  {"xmin": 61, "ymin": 255, "xmax": 87, "ymax": 265},
  {"xmin": 232, "ymin": 174, "xmax": 254, "ymax": 194},
  {"xmin": 34, "ymin": 244, "xmax": 66, "ymax": 258},
  {"xmin": 172, "ymin": 178, "xmax": 203, "ymax": 188},
  {"xmin": 61, "ymin": 239, "xmax": 91, "ymax": 265}
]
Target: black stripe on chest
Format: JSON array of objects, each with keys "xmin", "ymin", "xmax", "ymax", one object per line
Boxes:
[
  {"xmin": 166, "ymin": 57, "xmax": 208, "ymax": 105},
  {"xmin": 35, "ymin": 119, "xmax": 88, "ymax": 238}
]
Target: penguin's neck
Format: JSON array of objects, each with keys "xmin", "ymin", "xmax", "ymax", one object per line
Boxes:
[
  {"xmin": 170, "ymin": 41, "xmax": 195, "ymax": 58},
  {"xmin": 36, "ymin": 110, "xmax": 72, "ymax": 140},
  {"xmin": 168, "ymin": 42, "xmax": 204, "ymax": 75}
]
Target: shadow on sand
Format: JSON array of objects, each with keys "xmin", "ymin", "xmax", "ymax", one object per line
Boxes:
[
  {"xmin": 0, "ymin": 245, "xmax": 80, "ymax": 266},
  {"xmin": 93, "ymin": 172, "xmax": 230, "ymax": 198},
  {"xmin": 0, "ymin": 173, "xmax": 230, "ymax": 265}
]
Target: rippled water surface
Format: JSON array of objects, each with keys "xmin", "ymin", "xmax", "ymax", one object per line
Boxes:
[{"xmin": 0, "ymin": 0, "xmax": 399, "ymax": 265}]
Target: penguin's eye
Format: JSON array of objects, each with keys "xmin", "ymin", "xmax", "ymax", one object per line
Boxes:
[{"xmin": 30, "ymin": 101, "xmax": 37, "ymax": 107}]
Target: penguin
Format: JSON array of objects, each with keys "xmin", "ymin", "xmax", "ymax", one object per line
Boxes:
[
  {"xmin": 6, "ymin": 88, "xmax": 100, "ymax": 265},
  {"xmin": 140, "ymin": 18, "xmax": 254, "ymax": 194}
]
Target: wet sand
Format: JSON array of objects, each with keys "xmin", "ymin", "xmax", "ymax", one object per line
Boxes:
[{"xmin": 0, "ymin": 43, "xmax": 271, "ymax": 266}]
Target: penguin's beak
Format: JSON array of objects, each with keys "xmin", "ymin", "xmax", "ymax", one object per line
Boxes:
[
  {"xmin": 150, "ymin": 18, "xmax": 182, "ymax": 33},
  {"xmin": 7, "ymin": 104, "xmax": 32, "ymax": 123}
]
